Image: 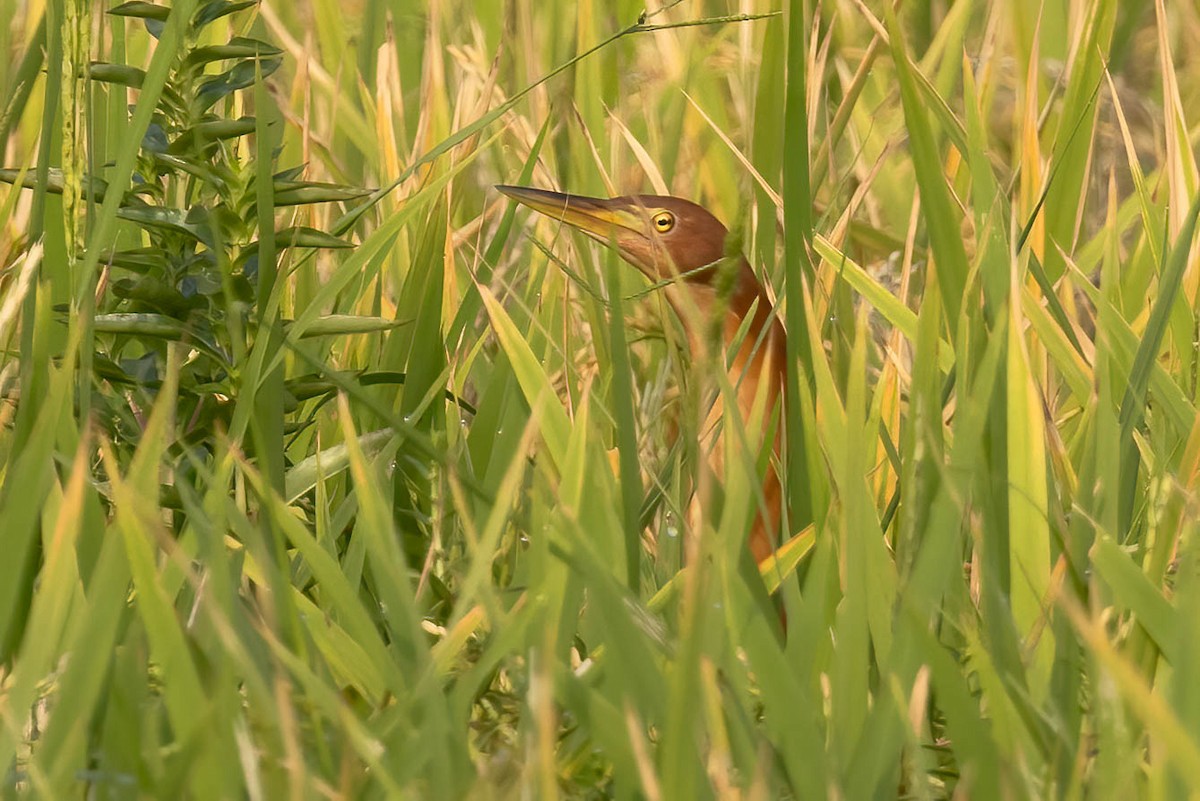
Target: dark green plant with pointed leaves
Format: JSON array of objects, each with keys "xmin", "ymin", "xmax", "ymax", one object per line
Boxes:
[{"xmin": 1, "ymin": 0, "xmax": 402, "ymax": 485}]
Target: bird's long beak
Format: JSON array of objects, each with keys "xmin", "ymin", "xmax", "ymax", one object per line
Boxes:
[{"xmin": 496, "ymin": 185, "xmax": 643, "ymax": 242}]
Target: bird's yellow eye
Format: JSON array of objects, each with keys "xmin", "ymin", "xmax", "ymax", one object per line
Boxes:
[{"xmin": 652, "ymin": 211, "xmax": 675, "ymax": 233}]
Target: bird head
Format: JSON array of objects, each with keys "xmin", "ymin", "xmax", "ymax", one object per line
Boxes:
[{"xmin": 496, "ymin": 185, "xmax": 731, "ymax": 284}]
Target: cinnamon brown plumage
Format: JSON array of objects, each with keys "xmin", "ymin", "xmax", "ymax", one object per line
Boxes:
[{"xmin": 496, "ymin": 185, "xmax": 785, "ymax": 563}]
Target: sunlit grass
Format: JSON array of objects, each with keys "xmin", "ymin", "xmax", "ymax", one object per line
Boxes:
[{"xmin": 1, "ymin": 0, "xmax": 1198, "ymax": 798}]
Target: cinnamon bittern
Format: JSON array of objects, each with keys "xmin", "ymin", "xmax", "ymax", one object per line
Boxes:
[{"xmin": 496, "ymin": 185, "xmax": 784, "ymax": 564}]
